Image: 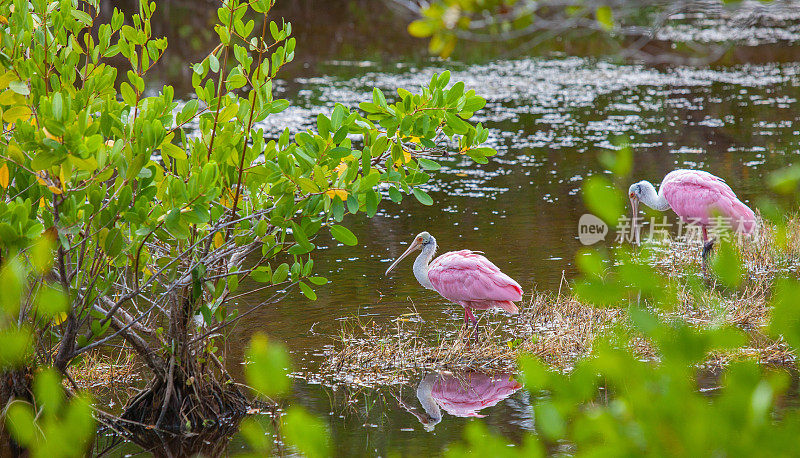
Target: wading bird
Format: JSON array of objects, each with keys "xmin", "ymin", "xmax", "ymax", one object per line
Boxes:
[
  {"xmin": 394, "ymin": 371, "xmax": 522, "ymax": 431},
  {"xmin": 384, "ymin": 232, "xmax": 523, "ymax": 339},
  {"xmin": 628, "ymin": 169, "xmax": 756, "ymax": 259}
]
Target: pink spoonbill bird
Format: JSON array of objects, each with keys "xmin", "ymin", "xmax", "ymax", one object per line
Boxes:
[
  {"xmin": 384, "ymin": 232, "xmax": 523, "ymax": 339},
  {"xmin": 628, "ymin": 169, "xmax": 756, "ymax": 259},
  {"xmin": 395, "ymin": 371, "xmax": 522, "ymax": 431}
]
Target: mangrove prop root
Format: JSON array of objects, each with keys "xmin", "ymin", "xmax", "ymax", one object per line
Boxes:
[
  {"xmin": 119, "ymin": 292, "xmax": 248, "ymax": 436},
  {"xmin": 120, "ymin": 350, "xmax": 248, "ymax": 435}
]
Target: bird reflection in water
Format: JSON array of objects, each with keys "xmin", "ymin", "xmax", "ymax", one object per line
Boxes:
[{"xmin": 394, "ymin": 371, "xmax": 522, "ymax": 431}]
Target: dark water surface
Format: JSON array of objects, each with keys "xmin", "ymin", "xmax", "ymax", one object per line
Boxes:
[{"xmin": 167, "ymin": 56, "xmax": 800, "ymax": 455}]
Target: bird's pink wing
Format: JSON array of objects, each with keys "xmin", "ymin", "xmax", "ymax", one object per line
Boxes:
[
  {"xmin": 432, "ymin": 372, "xmax": 522, "ymax": 418},
  {"xmin": 427, "ymin": 250, "xmax": 523, "ymax": 305},
  {"xmin": 661, "ymin": 170, "xmax": 755, "ymax": 233}
]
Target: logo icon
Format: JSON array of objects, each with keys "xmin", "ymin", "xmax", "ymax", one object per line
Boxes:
[{"xmin": 578, "ymin": 214, "xmax": 608, "ymax": 245}]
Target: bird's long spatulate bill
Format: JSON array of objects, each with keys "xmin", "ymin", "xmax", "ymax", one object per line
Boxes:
[
  {"xmin": 384, "ymin": 239, "xmax": 422, "ymax": 275},
  {"xmin": 630, "ymin": 197, "xmax": 640, "ymax": 245}
]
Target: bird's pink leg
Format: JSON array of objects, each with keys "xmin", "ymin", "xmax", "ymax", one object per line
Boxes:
[
  {"xmin": 464, "ymin": 308, "xmax": 479, "ymax": 341},
  {"xmin": 465, "ymin": 308, "xmax": 477, "ymax": 325}
]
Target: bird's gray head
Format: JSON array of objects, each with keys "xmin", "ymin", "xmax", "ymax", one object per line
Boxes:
[
  {"xmin": 384, "ymin": 232, "xmax": 437, "ymax": 276},
  {"xmin": 415, "ymin": 231, "xmax": 436, "ymax": 249},
  {"xmin": 628, "ymin": 181, "xmax": 648, "ymax": 201},
  {"xmin": 627, "ymin": 181, "xmax": 651, "ymax": 246}
]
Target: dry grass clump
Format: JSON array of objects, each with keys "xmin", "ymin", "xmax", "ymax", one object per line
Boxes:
[
  {"xmin": 322, "ymin": 285, "xmax": 795, "ymax": 387},
  {"xmin": 510, "ymin": 294, "xmax": 623, "ymax": 367},
  {"xmin": 705, "ymin": 333, "xmax": 794, "ymax": 370},
  {"xmin": 321, "ymin": 294, "xmax": 623, "ymax": 387},
  {"xmin": 657, "ymin": 283, "xmax": 793, "ymax": 369},
  {"xmin": 650, "ymin": 215, "xmax": 800, "ymax": 285},
  {"xmin": 671, "ymin": 283, "xmax": 771, "ymax": 331},
  {"xmin": 744, "ymin": 216, "xmax": 800, "ymax": 270},
  {"xmin": 68, "ymin": 347, "xmax": 144, "ymax": 406},
  {"xmin": 322, "ymin": 319, "xmax": 517, "ymax": 387}
]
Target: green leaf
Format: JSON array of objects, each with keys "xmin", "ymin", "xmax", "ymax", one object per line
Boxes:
[
  {"xmin": 768, "ymin": 165, "xmax": 800, "ymax": 194},
  {"xmin": 446, "ymin": 81, "xmax": 464, "ymax": 105},
  {"xmin": 333, "ymin": 126, "xmax": 348, "ymax": 144},
  {"xmin": 317, "ymin": 114, "xmax": 331, "ymax": 137},
  {"xmin": 331, "ymin": 105, "xmax": 345, "ymax": 130},
  {"xmin": 8, "ymin": 80, "xmax": 29, "ymax": 95},
  {"xmin": 346, "ymin": 194, "xmax": 359, "ymax": 214},
  {"xmin": 412, "ymin": 188, "xmax": 433, "ymax": 206},
  {"xmin": 331, "ymin": 197, "xmax": 344, "ymax": 222},
  {"xmin": 270, "ymin": 99, "xmax": 290, "ymax": 113},
  {"xmin": 2, "ymin": 106, "xmax": 32, "ymax": 124},
  {"xmin": 161, "ymin": 142, "xmax": 187, "ymax": 161},
  {"xmin": 299, "ymin": 281, "xmax": 317, "ymax": 300},
  {"xmin": 711, "ymin": 239, "xmax": 742, "ymax": 287},
  {"xmin": 251, "ymin": 267, "xmax": 272, "ymax": 283},
  {"xmin": 52, "ymin": 92, "xmax": 63, "ymax": 121},
  {"xmin": 121, "ymin": 25, "xmax": 139, "ymax": 44},
  {"xmin": 5, "ymin": 401, "xmax": 36, "ymax": 446},
  {"xmin": 218, "ymin": 103, "xmax": 238, "ymax": 123},
  {"xmin": 462, "ymin": 96, "xmax": 486, "ymax": 113},
  {"xmin": 330, "ymin": 225, "xmax": 357, "ymax": 246},
  {"xmin": 0, "ymin": 258, "xmax": 24, "ymax": 315},
  {"xmin": 179, "ymin": 99, "xmax": 199, "ymax": 124},
  {"xmin": 575, "ymin": 249, "xmax": 606, "ymax": 277},
  {"xmin": 388, "ymin": 187, "xmax": 402, "ymax": 203},
  {"xmin": 272, "ymin": 263, "xmax": 290, "ymax": 284},
  {"xmin": 535, "ymin": 401, "xmax": 566, "ymax": 440},
  {"xmin": 33, "ymin": 369, "xmax": 64, "ymax": 414},
  {"xmin": 599, "ymin": 145, "xmax": 633, "ymax": 177},
  {"xmin": 0, "ymin": 326, "xmax": 31, "ymax": 370},
  {"xmin": 437, "ymin": 71, "xmax": 450, "ymax": 88},
  {"xmin": 30, "ymin": 235, "xmax": 55, "ymax": 273},
  {"xmin": 288, "ymin": 243, "xmax": 314, "ymax": 255},
  {"xmin": 244, "ymin": 334, "xmax": 291, "ymax": 397},
  {"xmin": 36, "ymin": 286, "xmax": 67, "ymax": 318},
  {"xmin": 771, "ymin": 278, "xmax": 800, "ymax": 352},
  {"xmin": 518, "ymin": 354, "xmax": 549, "ymax": 391},
  {"xmin": 70, "ymin": 9, "xmax": 92, "ymax": 26},
  {"xmin": 359, "ymin": 102, "xmax": 381, "ymax": 113},
  {"xmin": 269, "ymin": 21, "xmax": 279, "ymax": 41},
  {"xmin": 290, "ymin": 222, "xmax": 310, "ymax": 246},
  {"xmin": 372, "ymin": 88, "xmax": 387, "ymax": 108},
  {"xmin": 120, "ymin": 82, "xmax": 136, "ymax": 107},
  {"xmin": 443, "ymin": 111, "xmax": 469, "ymax": 134},
  {"xmin": 408, "ymin": 20, "xmax": 435, "ymax": 37},
  {"xmin": 104, "ymin": 228, "xmax": 124, "ymax": 257},
  {"xmin": 209, "ymin": 53, "xmax": 219, "ymax": 73},
  {"xmin": 365, "ymin": 190, "xmax": 379, "ymax": 217},
  {"xmin": 282, "ymin": 407, "xmax": 331, "ymax": 458},
  {"xmin": 417, "ymin": 158, "xmax": 441, "ymax": 170},
  {"xmin": 595, "ymin": 6, "xmax": 614, "ymax": 31},
  {"xmin": 583, "ymin": 176, "xmax": 625, "ymax": 227}
]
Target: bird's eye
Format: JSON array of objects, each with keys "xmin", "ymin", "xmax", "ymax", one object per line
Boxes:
[{"xmin": 417, "ymin": 237, "xmax": 422, "ymax": 242}]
